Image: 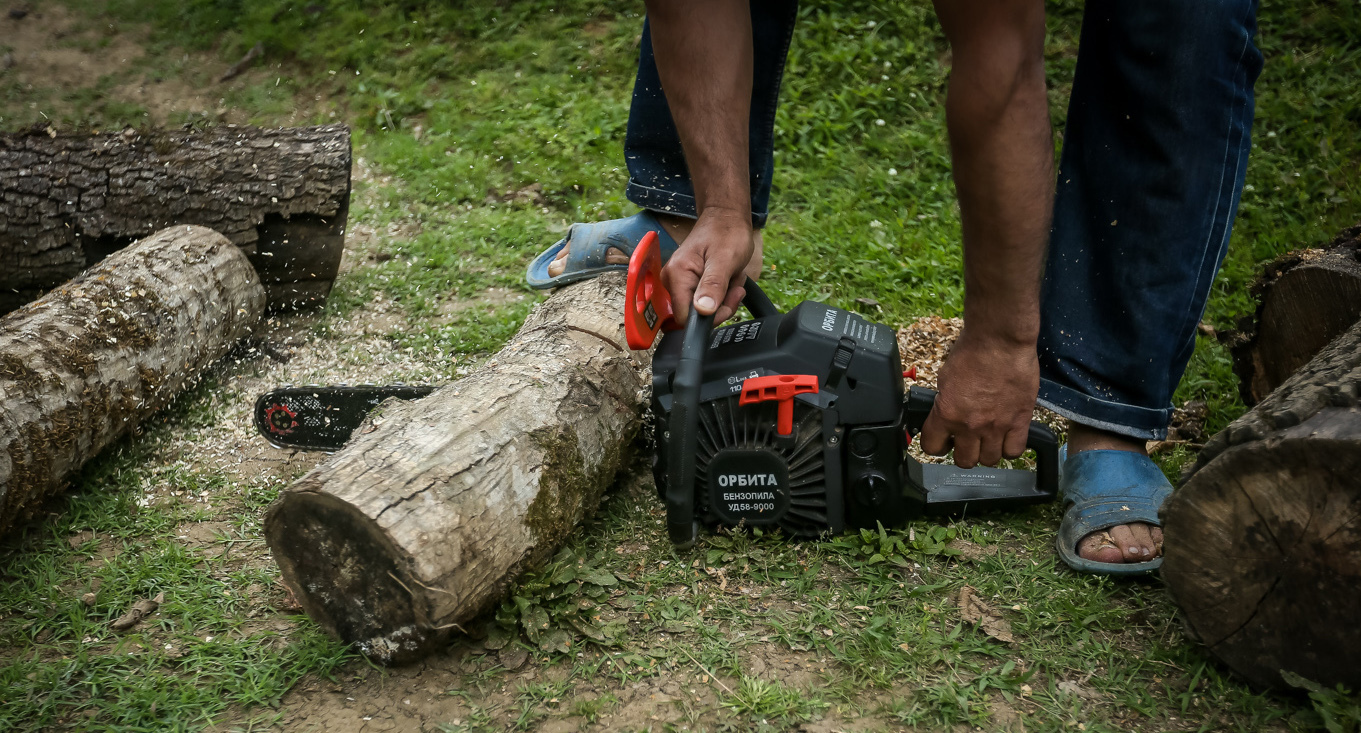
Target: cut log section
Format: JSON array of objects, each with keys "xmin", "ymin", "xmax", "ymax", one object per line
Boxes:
[
  {"xmin": 1163, "ymin": 316, "xmax": 1361, "ymax": 692},
  {"xmin": 264, "ymin": 273, "xmax": 649, "ymax": 664},
  {"xmin": 0, "ymin": 123, "xmax": 350, "ymax": 313},
  {"xmin": 1224, "ymin": 224, "xmax": 1361, "ymax": 404},
  {"xmin": 0, "ymin": 225, "xmax": 265, "ymax": 536}
]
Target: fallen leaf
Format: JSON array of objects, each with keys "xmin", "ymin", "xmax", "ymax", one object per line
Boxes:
[
  {"xmin": 275, "ymin": 581, "xmax": 303, "ymax": 613},
  {"xmin": 498, "ymin": 645, "xmax": 530, "ymax": 671},
  {"xmin": 1058, "ymin": 679, "xmax": 1104, "ymax": 701},
  {"xmin": 956, "ymin": 586, "xmax": 1014, "ymax": 643},
  {"xmin": 111, "ymin": 592, "xmax": 164, "ymax": 631},
  {"xmin": 949, "ymin": 540, "xmax": 999, "ymax": 563}
]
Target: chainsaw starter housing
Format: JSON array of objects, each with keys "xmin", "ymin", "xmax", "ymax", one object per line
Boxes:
[{"xmin": 650, "ymin": 300, "xmax": 914, "ymax": 537}]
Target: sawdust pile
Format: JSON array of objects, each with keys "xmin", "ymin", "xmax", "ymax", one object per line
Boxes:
[
  {"xmin": 895, "ymin": 316, "xmax": 962, "ymax": 389},
  {"xmin": 894, "ymin": 315, "xmax": 1066, "ymax": 462}
]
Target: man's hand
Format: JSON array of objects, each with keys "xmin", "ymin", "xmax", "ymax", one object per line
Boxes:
[
  {"xmin": 661, "ymin": 208, "xmax": 754, "ymax": 325},
  {"xmin": 919, "ymin": 329, "xmax": 1040, "ymax": 468}
]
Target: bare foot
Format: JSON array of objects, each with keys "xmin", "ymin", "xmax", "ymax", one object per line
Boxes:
[
  {"xmin": 547, "ymin": 212, "xmax": 764, "ymax": 281},
  {"xmin": 1067, "ymin": 423, "xmax": 1165, "ymax": 564}
]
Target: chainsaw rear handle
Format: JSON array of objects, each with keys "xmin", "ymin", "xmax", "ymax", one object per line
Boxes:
[
  {"xmin": 903, "ymin": 386, "xmax": 1060, "ymax": 499},
  {"xmin": 665, "ymin": 278, "xmax": 779, "ymax": 549}
]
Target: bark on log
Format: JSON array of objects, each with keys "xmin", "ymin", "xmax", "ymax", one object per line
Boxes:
[
  {"xmin": 1224, "ymin": 224, "xmax": 1361, "ymax": 405},
  {"xmin": 264, "ymin": 273, "xmax": 648, "ymax": 664},
  {"xmin": 1163, "ymin": 316, "xmax": 1361, "ymax": 692},
  {"xmin": 0, "ymin": 123, "xmax": 350, "ymax": 313},
  {"xmin": 0, "ymin": 225, "xmax": 265, "ymax": 536}
]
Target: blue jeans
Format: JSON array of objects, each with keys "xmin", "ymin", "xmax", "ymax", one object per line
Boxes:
[{"xmin": 624, "ymin": 0, "xmax": 1262, "ymax": 439}]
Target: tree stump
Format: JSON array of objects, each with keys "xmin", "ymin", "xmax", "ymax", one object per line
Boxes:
[
  {"xmin": 264, "ymin": 273, "xmax": 649, "ymax": 664},
  {"xmin": 0, "ymin": 225, "xmax": 265, "ymax": 536},
  {"xmin": 1224, "ymin": 223, "xmax": 1361, "ymax": 404},
  {"xmin": 0, "ymin": 124, "xmax": 350, "ymax": 314},
  {"xmin": 1163, "ymin": 316, "xmax": 1361, "ymax": 691}
]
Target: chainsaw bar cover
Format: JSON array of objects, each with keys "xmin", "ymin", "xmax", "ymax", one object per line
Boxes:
[{"xmin": 253, "ymin": 385, "xmax": 435, "ymax": 451}]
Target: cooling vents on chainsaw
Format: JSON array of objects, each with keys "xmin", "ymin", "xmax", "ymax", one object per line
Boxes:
[{"xmin": 695, "ymin": 396, "xmax": 829, "ymax": 537}]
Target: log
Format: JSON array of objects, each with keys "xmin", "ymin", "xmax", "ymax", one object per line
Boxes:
[
  {"xmin": 1163, "ymin": 316, "xmax": 1361, "ymax": 692},
  {"xmin": 264, "ymin": 273, "xmax": 648, "ymax": 664},
  {"xmin": 0, "ymin": 225, "xmax": 265, "ymax": 536},
  {"xmin": 1224, "ymin": 224, "xmax": 1361, "ymax": 404},
  {"xmin": 0, "ymin": 123, "xmax": 350, "ymax": 314}
]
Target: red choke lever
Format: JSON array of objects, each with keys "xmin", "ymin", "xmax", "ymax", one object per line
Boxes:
[
  {"xmin": 740, "ymin": 374, "xmax": 819, "ymax": 436},
  {"xmin": 624, "ymin": 230, "xmax": 678, "ymax": 350}
]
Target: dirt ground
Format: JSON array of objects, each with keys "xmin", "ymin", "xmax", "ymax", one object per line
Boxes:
[{"xmin": 1, "ymin": 3, "xmax": 316, "ymax": 127}]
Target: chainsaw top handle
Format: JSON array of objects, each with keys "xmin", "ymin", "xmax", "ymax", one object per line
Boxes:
[
  {"xmin": 626, "ymin": 229, "xmax": 779, "ymax": 351},
  {"xmin": 902, "ymin": 386, "xmax": 1060, "ymax": 500}
]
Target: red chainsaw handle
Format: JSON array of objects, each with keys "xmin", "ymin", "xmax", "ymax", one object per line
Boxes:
[{"xmin": 624, "ymin": 230, "xmax": 678, "ymax": 350}]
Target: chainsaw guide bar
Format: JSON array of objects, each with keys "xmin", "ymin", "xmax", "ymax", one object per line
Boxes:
[{"xmin": 253, "ymin": 385, "xmax": 436, "ymax": 451}]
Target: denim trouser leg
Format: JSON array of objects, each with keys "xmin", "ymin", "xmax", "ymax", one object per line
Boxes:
[
  {"xmin": 1037, "ymin": 0, "xmax": 1263, "ymax": 440},
  {"xmin": 624, "ymin": 1, "xmax": 799, "ymax": 228}
]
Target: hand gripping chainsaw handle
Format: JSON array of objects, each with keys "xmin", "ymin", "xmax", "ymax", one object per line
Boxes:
[{"xmin": 902, "ymin": 386, "xmax": 1060, "ymax": 510}]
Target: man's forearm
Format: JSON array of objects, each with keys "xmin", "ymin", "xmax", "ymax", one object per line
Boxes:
[
  {"xmin": 643, "ymin": 0, "xmax": 753, "ymax": 220},
  {"xmin": 645, "ymin": 1, "xmax": 757, "ymax": 322},
  {"xmin": 936, "ymin": 0, "xmax": 1052, "ymax": 345}
]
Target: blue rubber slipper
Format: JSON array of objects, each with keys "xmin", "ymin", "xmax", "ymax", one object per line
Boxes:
[
  {"xmin": 1055, "ymin": 446, "xmax": 1172, "ymax": 576},
  {"xmin": 525, "ymin": 211, "xmax": 681, "ymax": 289}
]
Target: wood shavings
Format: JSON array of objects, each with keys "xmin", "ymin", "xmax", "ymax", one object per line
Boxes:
[{"xmin": 896, "ymin": 316, "xmax": 962, "ymax": 389}]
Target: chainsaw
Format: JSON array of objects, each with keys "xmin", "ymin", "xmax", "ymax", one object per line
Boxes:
[
  {"xmin": 253, "ymin": 231, "xmax": 1058, "ymax": 547},
  {"xmin": 622, "ymin": 231, "xmax": 1059, "ymax": 547}
]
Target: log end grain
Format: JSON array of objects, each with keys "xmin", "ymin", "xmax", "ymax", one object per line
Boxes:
[
  {"xmin": 264, "ymin": 491, "xmax": 446, "ymax": 665},
  {"xmin": 1228, "ymin": 233, "xmax": 1361, "ymax": 405},
  {"xmin": 1163, "ymin": 408, "xmax": 1361, "ymax": 691}
]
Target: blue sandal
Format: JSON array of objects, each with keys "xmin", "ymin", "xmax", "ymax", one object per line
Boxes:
[
  {"xmin": 1055, "ymin": 447, "xmax": 1172, "ymax": 576},
  {"xmin": 525, "ymin": 211, "xmax": 681, "ymax": 289}
]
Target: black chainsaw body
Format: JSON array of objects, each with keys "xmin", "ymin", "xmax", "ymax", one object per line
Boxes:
[{"xmin": 649, "ymin": 282, "xmax": 1059, "ymax": 547}]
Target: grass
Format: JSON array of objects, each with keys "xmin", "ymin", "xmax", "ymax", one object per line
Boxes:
[
  {"xmin": 0, "ymin": 381, "xmax": 355, "ymax": 731},
  {"xmin": 1, "ymin": 0, "xmax": 1360, "ymax": 730}
]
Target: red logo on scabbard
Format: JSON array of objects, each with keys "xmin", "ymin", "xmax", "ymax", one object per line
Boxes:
[{"xmin": 264, "ymin": 403, "xmax": 298, "ymax": 435}]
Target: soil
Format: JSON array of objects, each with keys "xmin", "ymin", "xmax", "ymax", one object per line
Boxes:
[
  {"xmin": 206, "ymin": 638, "xmax": 858, "ymax": 733},
  {"xmin": 0, "ymin": 4, "xmax": 299, "ymax": 126}
]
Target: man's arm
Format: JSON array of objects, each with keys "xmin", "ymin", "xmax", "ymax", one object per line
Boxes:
[
  {"xmin": 644, "ymin": 0, "xmax": 756, "ymax": 325},
  {"xmin": 919, "ymin": 0, "xmax": 1054, "ymax": 468}
]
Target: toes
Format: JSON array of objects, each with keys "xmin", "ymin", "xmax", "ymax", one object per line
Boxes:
[
  {"xmin": 1078, "ymin": 530, "xmax": 1124, "ymax": 564},
  {"xmin": 1107, "ymin": 524, "xmax": 1142, "ymax": 562},
  {"xmin": 1100, "ymin": 523, "xmax": 1161, "ymax": 563},
  {"xmin": 1128, "ymin": 523, "xmax": 1158, "ymax": 560},
  {"xmin": 547, "ymin": 246, "xmax": 569, "ymax": 277}
]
